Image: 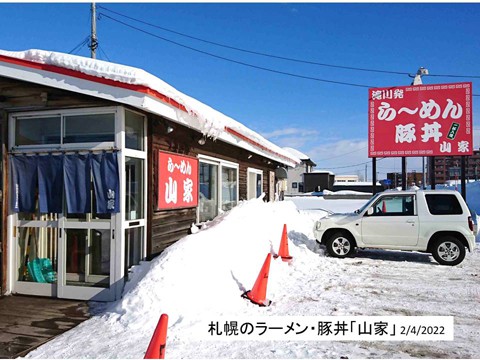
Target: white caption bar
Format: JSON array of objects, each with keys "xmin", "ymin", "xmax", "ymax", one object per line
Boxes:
[{"xmin": 200, "ymin": 316, "xmax": 453, "ymax": 341}]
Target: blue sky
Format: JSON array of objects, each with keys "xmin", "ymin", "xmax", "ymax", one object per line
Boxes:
[{"xmin": 1, "ymin": 2, "xmax": 479, "ymax": 179}]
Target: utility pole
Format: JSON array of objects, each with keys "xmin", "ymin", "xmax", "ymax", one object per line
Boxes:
[
  {"xmin": 422, "ymin": 156, "xmax": 426, "ymax": 189},
  {"xmin": 411, "ymin": 67, "xmax": 429, "ymax": 86},
  {"xmin": 89, "ymin": 2, "xmax": 98, "ymax": 59}
]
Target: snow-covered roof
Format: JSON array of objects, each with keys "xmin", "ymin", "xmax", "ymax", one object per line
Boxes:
[
  {"xmin": 310, "ymin": 170, "xmax": 335, "ymax": 175},
  {"xmin": 0, "ymin": 49, "xmax": 300, "ymax": 167},
  {"xmin": 283, "ymin": 147, "xmax": 309, "ymax": 160}
]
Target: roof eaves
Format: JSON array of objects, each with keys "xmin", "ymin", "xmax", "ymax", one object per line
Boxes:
[{"xmin": 0, "ymin": 51, "xmax": 300, "ymax": 167}]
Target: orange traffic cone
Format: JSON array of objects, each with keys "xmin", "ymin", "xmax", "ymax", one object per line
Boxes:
[
  {"xmin": 144, "ymin": 313, "xmax": 169, "ymax": 359},
  {"xmin": 274, "ymin": 224, "xmax": 293, "ymax": 262},
  {"xmin": 242, "ymin": 253, "xmax": 272, "ymax": 306},
  {"xmin": 382, "ymin": 201, "xmax": 387, "ymax": 213}
]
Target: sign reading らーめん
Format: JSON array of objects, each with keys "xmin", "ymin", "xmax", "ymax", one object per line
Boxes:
[
  {"xmin": 368, "ymin": 82, "xmax": 472, "ymax": 158},
  {"xmin": 157, "ymin": 151, "xmax": 198, "ymax": 210}
]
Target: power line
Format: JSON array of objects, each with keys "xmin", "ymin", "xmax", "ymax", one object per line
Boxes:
[
  {"xmin": 315, "ymin": 146, "xmax": 368, "ymax": 162},
  {"xmin": 68, "ymin": 35, "xmax": 90, "ymax": 55},
  {"xmin": 98, "ymin": 5, "xmax": 409, "ymax": 76},
  {"xmin": 98, "ymin": 45, "xmax": 111, "ymax": 62},
  {"xmin": 322, "ymin": 157, "xmax": 386, "ymax": 170},
  {"xmin": 98, "ymin": 12, "xmax": 480, "ymax": 96},
  {"xmin": 99, "ymin": 12, "xmax": 373, "ymax": 89},
  {"xmin": 98, "ymin": 5, "xmax": 480, "ymax": 80}
]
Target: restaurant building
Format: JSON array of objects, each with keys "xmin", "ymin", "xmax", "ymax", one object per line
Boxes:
[{"xmin": 0, "ymin": 49, "xmax": 299, "ymax": 301}]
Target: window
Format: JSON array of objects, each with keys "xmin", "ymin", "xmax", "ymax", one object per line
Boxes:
[
  {"xmin": 15, "ymin": 116, "xmax": 61, "ymax": 146},
  {"xmin": 221, "ymin": 166, "xmax": 238, "ymax": 212},
  {"xmin": 199, "ymin": 156, "xmax": 239, "ymax": 223},
  {"xmin": 371, "ymin": 195, "xmax": 416, "ymax": 216},
  {"xmin": 247, "ymin": 168, "xmax": 263, "ymax": 200},
  {"xmin": 199, "ymin": 162, "xmax": 218, "ymax": 222},
  {"xmin": 13, "ymin": 110, "xmax": 115, "ymax": 148},
  {"xmin": 64, "ymin": 114, "xmax": 114, "ymax": 143},
  {"xmin": 299, "ymin": 182, "xmax": 304, "ymax": 192},
  {"xmin": 292, "ymin": 182, "xmax": 298, "ymax": 189},
  {"xmin": 125, "ymin": 157, "xmax": 144, "ymax": 221},
  {"xmin": 125, "ymin": 110, "xmax": 145, "ymax": 151},
  {"xmin": 123, "ymin": 109, "xmax": 147, "ymax": 278},
  {"xmin": 426, "ymin": 194, "xmax": 463, "ymax": 215}
]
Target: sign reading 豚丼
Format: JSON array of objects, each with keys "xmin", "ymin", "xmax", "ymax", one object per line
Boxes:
[
  {"xmin": 157, "ymin": 151, "xmax": 198, "ymax": 210},
  {"xmin": 368, "ymin": 82, "xmax": 472, "ymax": 158}
]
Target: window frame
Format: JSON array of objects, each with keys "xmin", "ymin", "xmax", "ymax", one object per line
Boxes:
[
  {"xmin": 425, "ymin": 194, "xmax": 463, "ymax": 215},
  {"xmin": 10, "ymin": 107, "xmax": 118, "ymax": 151},
  {"xmin": 247, "ymin": 167, "xmax": 263, "ymax": 200},
  {"xmin": 197, "ymin": 155, "xmax": 239, "ymax": 223},
  {"xmin": 370, "ymin": 195, "xmax": 416, "ymax": 217}
]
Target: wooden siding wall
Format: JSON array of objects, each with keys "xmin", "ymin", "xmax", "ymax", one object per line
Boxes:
[
  {"xmin": 0, "ymin": 77, "xmax": 111, "ymax": 111},
  {"xmin": 0, "ymin": 76, "xmax": 286, "ymax": 262},
  {"xmin": 148, "ymin": 114, "xmax": 280, "ymax": 257}
]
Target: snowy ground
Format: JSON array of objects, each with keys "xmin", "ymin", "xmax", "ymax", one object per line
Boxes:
[{"xmin": 26, "ymin": 186, "xmax": 480, "ymax": 359}]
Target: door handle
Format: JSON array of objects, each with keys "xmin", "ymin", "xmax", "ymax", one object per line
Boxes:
[{"xmin": 406, "ymin": 219, "xmax": 415, "ymax": 224}]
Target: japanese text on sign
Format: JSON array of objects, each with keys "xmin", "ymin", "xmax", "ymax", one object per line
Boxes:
[
  {"xmin": 157, "ymin": 151, "xmax": 198, "ymax": 210},
  {"xmin": 368, "ymin": 82, "xmax": 472, "ymax": 157},
  {"xmin": 200, "ymin": 316, "xmax": 453, "ymax": 341}
]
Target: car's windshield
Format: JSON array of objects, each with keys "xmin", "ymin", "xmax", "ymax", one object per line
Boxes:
[{"xmin": 354, "ymin": 193, "xmax": 382, "ymax": 214}]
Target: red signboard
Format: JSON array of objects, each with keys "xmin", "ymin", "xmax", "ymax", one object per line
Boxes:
[
  {"xmin": 157, "ymin": 151, "xmax": 198, "ymax": 210},
  {"xmin": 368, "ymin": 82, "xmax": 472, "ymax": 157}
]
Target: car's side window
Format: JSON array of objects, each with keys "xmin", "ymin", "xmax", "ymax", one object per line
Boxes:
[
  {"xmin": 370, "ymin": 195, "xmax": 416, "ymax": 216},
  {"xmin": 425, "ymin": 194, "xmax": 463, "ymax": 215}
]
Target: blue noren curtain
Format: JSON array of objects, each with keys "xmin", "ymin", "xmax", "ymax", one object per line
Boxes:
[
  {"xmin": 64, "ymin": 154, "xmax": 91, "ymax": 214},
  {"xmin": 10, "ymin": 155, "xmax": 38, "ymax": 213},
  {"xmin": 91, "ymin": 152, "xmax": 119, "ymax": 213},
  {"xmin": 37, "ymin": 155, "xmax": 64, "ymax": 213}
]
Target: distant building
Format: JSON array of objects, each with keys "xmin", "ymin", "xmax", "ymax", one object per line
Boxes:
[
  {"xmin": 304, "ymin": 171, "xmax": 335, "ymax": 192},
  {"xmin": 386, "ymin": 172, "xmax": 424, "ymax": 189},
  {"xmin": 427, "ymin": 148, "xmax": 480, "ymax": 184},
  {"xmin": 283, "ymin": 147, "xmax": 317, "ymax": 194},
  {"xmin": 332, "ymin": 181, "xmax": 383, "ymax": 193},
  {"xmin": 335, "ymin": 175, "xmax": 359, "ymax": 183}
]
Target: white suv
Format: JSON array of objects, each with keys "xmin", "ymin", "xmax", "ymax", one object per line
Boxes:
[{"xmin": 313, "ymin": 190, "xmax": 477, "ymax": 266}]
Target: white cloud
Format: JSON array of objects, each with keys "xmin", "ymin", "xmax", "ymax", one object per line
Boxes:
[
  {"xmin": 261, "ymin": 127, "xmax": 318, "ymax": 139},
  {"xmin": 261, "ymin": 127, "xmax": 320, "ymax": 150}
]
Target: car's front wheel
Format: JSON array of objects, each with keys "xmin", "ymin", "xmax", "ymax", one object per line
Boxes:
[
  {"xmin": 326, "ymin": 232, "xmax": 355, "ymax": 258},
  {"xmin": 431, "ymin": 236, "xmax": 466, "ymax": 266}
]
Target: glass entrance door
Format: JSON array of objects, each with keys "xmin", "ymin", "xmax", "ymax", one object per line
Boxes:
[
  {"xmin": 58, "ymin": 214, "xmax": 115, "ymax": 301},
  {"xmin": 15, "ymin": 212, "xmax": 59, "ymax": 297},
  {"xmin": 14, "ymin": 212, "xmax": 115, "ymax": 301}
]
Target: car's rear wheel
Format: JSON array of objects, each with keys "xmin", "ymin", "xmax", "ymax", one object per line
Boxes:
[
  {"xmin": 326, "ymin": 232, "xmax": 355, "ymax": 258},
  {"xmin": 431, "ymin": 236, "xmax": 466, "ymax": 266}
]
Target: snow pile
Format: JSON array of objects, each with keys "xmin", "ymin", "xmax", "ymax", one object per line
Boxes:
[
  {"xmin": 0, "ymin": 49, "xmax": 299, "ymax": 166},
  {"xmin": 26, "ymin": 195, "xmax": 480, "ymax": 359}
]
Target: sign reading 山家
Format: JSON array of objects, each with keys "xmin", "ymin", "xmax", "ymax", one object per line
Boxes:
[
  {"xmin": 157, "ymin": 151, "xmax": 198, "ymax": 210},
  {"xmin": 368, "ymin": 82, "xmax": 472, "ymax": 158}
]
